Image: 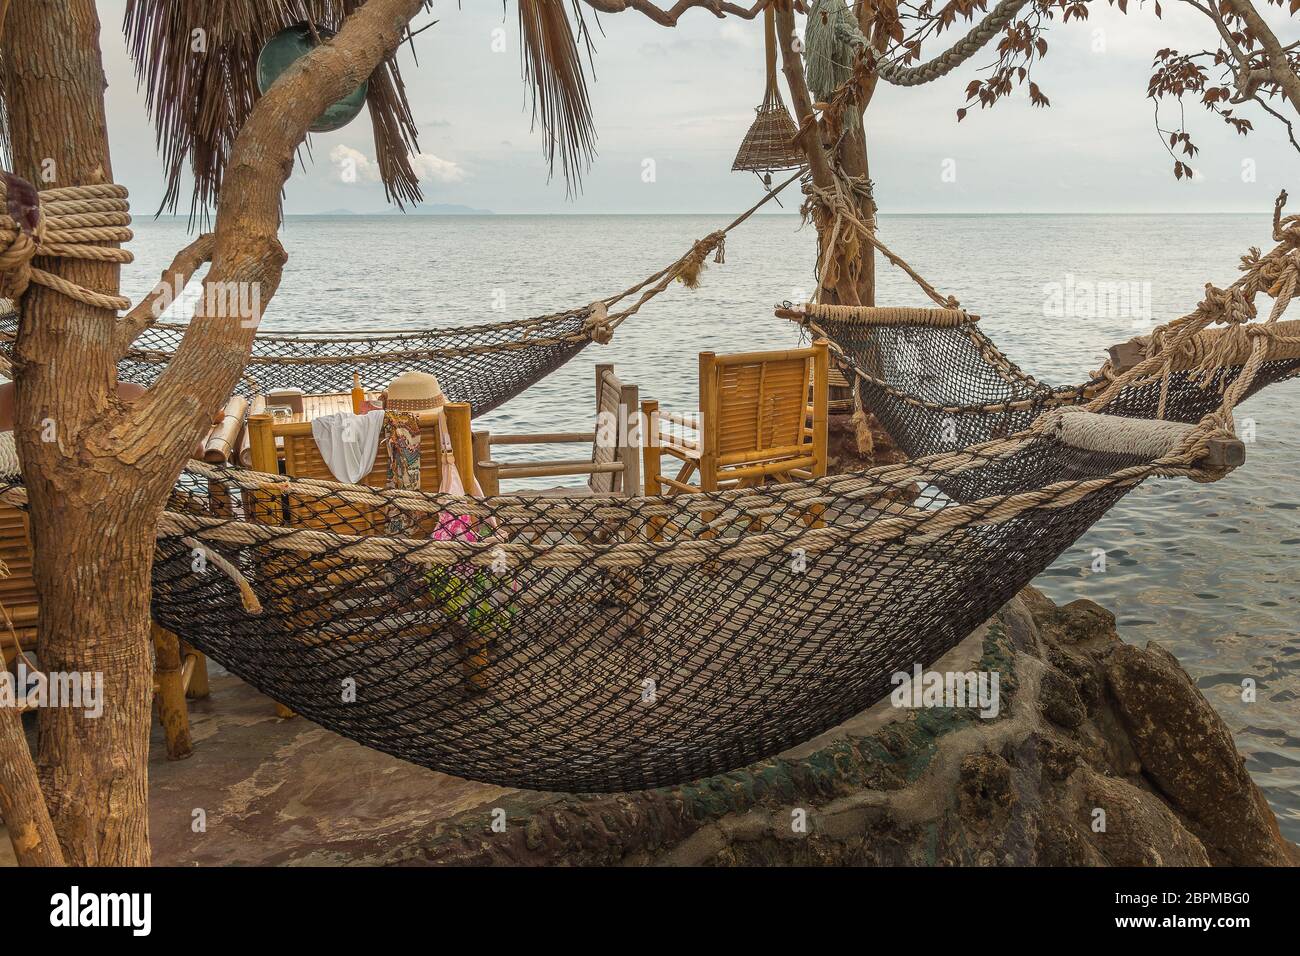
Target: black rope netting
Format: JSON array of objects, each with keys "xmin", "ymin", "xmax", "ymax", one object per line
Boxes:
[
  {"xmin": 807, "ymin": 313, "xmax": 1300, "ymax": 501},
  {"xmin": 0, "ymin": 307, "xmax": 596, "ymax": 417},
  {"xmin": 116, "ymin": 423, "xmax": 1204, "ymax": 794}
]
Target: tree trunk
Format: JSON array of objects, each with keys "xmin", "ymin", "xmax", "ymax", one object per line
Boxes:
[
  {"xmin": 831, "ymin": 120, "xmax": 875, "ymax": 307},
  {"xmin": 0, "ymin": 0, "xmax": 425, "ymax": 866},
  {"xmin": 0, "ymin": 705, "xmax": 64, "ymax": 866},
  {"xmin": 774, "ymin": 1, "xmax": 875, "ymax": 307},
  {"xmin": 2, "ymin": 0, "xmax": 159, "ymax": 865}
]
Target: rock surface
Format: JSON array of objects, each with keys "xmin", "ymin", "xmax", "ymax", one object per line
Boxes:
[{"xmin": 1106, "ymin": 642, "xmax": 1293, "ymax": 866}]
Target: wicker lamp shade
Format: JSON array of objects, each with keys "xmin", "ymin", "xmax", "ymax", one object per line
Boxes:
[
  {"xmin": 732, "ymin": 98, "xmax": 804, "ymax": 173},
  {"xmin": 732, "ymin": 7, "xmax": 806, "ymax": 174}
]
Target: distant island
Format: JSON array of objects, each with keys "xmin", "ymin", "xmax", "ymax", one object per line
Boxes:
[
  {"xmin": 295, "ymin": 203, "xmax": 494, "ymax": 216},
  {"xmin": 405, "ymin": 203, "xmax": 494, "ymax": 215}
]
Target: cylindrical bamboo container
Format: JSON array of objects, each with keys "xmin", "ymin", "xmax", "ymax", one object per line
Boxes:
[{"xmin": 204, "ymin": 395, "xmax": 251, "ymax": 464}]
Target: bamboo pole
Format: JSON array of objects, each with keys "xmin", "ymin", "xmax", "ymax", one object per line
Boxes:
[
  {"xmin": 596, "ymin": 363, "xmax": 612, "ymax": 420},
  {"xmin": 246, "ymin": 411, "xmax": 296, "ymax": 718},
  {"xmin": 248, "ymin": 413, "xmax": 278, "ymax": 473},
  {"xmin": 620, "ymin": 380, "xmax": 642, "ymax": 497},
  {"xmin": 496, "ymin": 460, "xmax": 624, "ymax": 480},
  {"xmin": 489, "ymin": 431, "xmax": 595, "ymax": 446},
  {"xmin": 445, "ymin": 403, "xmax": 475, "ymax": 492},
  {"xmin": 641, "ymin": 400, "xmax": 662, "ymax": 496},
  {"xmin": 641, "ymin": 399, "xmax": 664, "ymax": 542},
  {"xmin": 246, "ymin": 412, "xmax": 283, "ymax": 525},
  {"xmin": 237, "ymin": 395, "xmax": 267, "ymax": 467},
  {"xmin": 811, "ymin": 339, "xmax": 830, "ymax": 479},
  {"xmin": 151, "ymin": 623, "xmax": 193, "ymax": 760},
  {"xmin": 471, "ymin": 430, "xmax": 494, "ymax": 495},
  {"xmin": 699, "ymin": 352, "xmax": 720, "ymax": 495},
  {"xmin": 181, "ymin": 641, "xmax": 210, "ymax": 699}
]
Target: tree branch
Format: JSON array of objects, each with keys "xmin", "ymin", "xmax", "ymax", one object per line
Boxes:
[
  {"xmin": 1228, "ymin": 0, "xmax": 1300, "ymax": 116},
  {"xmin": 121, "ymin": 0, "xmax": 425, "ymax": 465},
  {"xmin": 1252, "ymin": 91, "xmax": 1300, "ymax": 153},
  {"xmin": 0, "ymin": 704, "xmax": 65, "ymax": 866},
  {"xmin": 776, "ymin": 2, "xmax": 833, "ymax": 188},
  {"xmin": 579, "ymin": 0, "xmax": 765, "ymax": 25},
  {"xmin": 867, "ymin": 0, "xmax": 1033, "ymax": 87},
  {"xmin": 113, "ymin": 233, "xmax": 214, "ymax": 355}
]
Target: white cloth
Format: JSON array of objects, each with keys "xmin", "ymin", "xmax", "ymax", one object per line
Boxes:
[{"xmin": 311, "ymin": 409, "xmax": 385, "ymax": 483}]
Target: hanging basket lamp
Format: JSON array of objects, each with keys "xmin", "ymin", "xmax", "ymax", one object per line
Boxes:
[
  {"xmin": 731, "ymin": 6, "xmax": 806, "ymax": 177},
  {"xmin": 257, "ymin": 23, "xmax": 370, "ymax": 133}
]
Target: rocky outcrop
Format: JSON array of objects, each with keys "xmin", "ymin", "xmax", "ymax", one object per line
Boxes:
[
  {"xmin": 397, "ymin": 589, "xmax": 1299, "ymax": 866},
  {"xmin": 1106, "ymin": 642, "xmax": 1293, "ymax": 866}
]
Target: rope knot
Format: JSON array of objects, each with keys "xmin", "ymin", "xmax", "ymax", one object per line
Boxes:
[
  {"xmin": 676, "ymin": 231, "xmax": 726, "ymax": 290},
  {"xmin": 0, "ymin": 216, "xmax": 45, "ymax": 302},
  {"xmin": 1273, "ymin": 189, "xmax": 1300, "ymax": 242},
  {"xmin": 584, "ymin": 301, "xmax": 613, "ymax": 345},
  {"xmin": 1181, "ymin": 412, "xmax": 1240, "ymax": 484},
  {"xmin": 1197, "ymin": 283, "xmax": 1255, "ymax": 325}
]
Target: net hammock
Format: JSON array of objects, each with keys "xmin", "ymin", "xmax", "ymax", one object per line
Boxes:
[
  {"xmin": 0, "ymin": 385, "xmax": 1256, "ymax": 793},
  {"xmin": 1, "ymin": 308, "xmax": 600, "ymax": 418},
  {"xmin": 0, "ymin": 172, "xmax": 803, "ymax": 415},
  {"xmin": 787, "ymin": 192, "xmax": 1300, "ymax": 501}
]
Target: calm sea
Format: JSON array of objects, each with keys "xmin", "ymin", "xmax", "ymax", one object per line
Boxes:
[{"xmin": 125, "ymin": 213, "xmax": 1300, "ymax": 840}]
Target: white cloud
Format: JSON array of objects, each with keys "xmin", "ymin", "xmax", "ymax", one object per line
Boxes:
[
  {"xmin": 408, "ymin": 152, "xmax": 467, "ymax": 183},
  {"xmin": 329, "ymin": 144, "xmax": 466, "ymax": 185}
]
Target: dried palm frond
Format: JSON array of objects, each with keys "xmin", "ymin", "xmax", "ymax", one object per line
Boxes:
[
  {"xmin": 122, "ymin": 0, "xmax": 432, "ymax": 221},
  {"xmin": 518, "ymin": 0, "xmax": 597, "ymax": 193}
]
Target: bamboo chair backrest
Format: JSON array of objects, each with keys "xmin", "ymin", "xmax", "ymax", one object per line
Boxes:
[
  {"xmin": 700, "ymin": 341, "xmax": 829, "ymax": 484},
  {"xmin": 247, "ymin": 403, "xmax": 474, "ymax": 535},
  {"xmin": 589, "ymin": 364, "xmax": 641, "ymax": 495}
]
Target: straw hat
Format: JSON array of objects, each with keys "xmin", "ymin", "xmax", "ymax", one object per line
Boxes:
[{"xmin": 385, "ymin": 370, "xmax": 446, "ymax": 412}]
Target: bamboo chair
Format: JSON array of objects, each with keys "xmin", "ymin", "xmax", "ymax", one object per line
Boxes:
[
  {"xmin": 643, "ymin": 340, "xmax": 830, "ymax": 536},
  {"xmin": 246, "ymin": 402, "xmax": 475, "ymax": 533},
  {"xmin": 0, "ymin": 501, "xmax": 205, "ymax": 760},
  {"xmin": 826, "ymin": 364, "xmax": 854, "ymax": 415},
  {"xmin": 473, "ymin": 364, "xmax": 641, "ymax": 501}
]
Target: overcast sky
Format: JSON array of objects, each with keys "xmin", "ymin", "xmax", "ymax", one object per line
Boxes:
[{"xmin": 96, "ymin": 0, "xmax": 1299, "ymax": 216}]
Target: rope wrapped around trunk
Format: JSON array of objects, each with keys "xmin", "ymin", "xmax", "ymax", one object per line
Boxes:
[{"xmin": 0, "ymin": 181, "xmax": 133, "ymax": 312}]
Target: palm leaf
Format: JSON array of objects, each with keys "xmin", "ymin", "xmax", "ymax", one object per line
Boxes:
[
  {"xmin": 518, "ymin": 0, "xmax": 597, "ymax": 192},
  {"xmin": 122, "ymin": 0, "xmax": 431, "ymax": 220}
]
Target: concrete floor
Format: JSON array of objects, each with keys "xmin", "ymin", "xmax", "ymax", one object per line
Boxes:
[{"xmin": 1, "ymin": 665, "xmax": 509, "ymax": 866}]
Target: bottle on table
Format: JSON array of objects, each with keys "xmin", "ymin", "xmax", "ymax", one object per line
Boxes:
[{"xmin": 351, "ymin": 372, "xmax": 365, "ymax": 415}]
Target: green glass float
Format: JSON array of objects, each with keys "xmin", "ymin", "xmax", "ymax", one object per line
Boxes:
[{"xmin": 256, "ymin": 23, "xmax": 369, "ymax": 133}]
